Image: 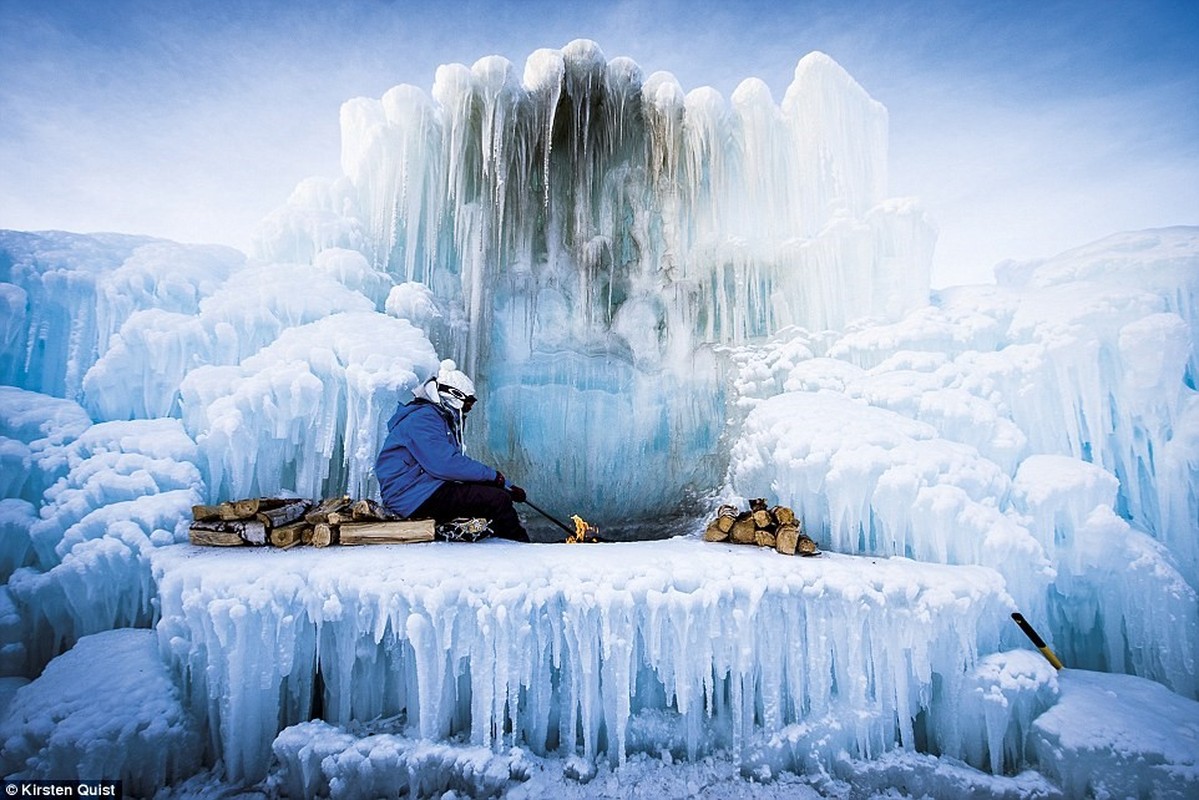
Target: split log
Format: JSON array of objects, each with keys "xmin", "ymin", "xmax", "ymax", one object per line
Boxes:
[
  {"xmin": 350, "ymin": 499, "xmax": 401, "ymax": 522},
  {"xmin": 191, "ymin": 497, "xmax": 294, "ymax": 522},
  {"xmin": 269, "ymin": 520, "xmax": 312, "ymax": 548},
  {"xmin": 226, "ymin": 497, "xmax": 278, "ymax": 519},
  {"xmin": 338, "ymin": 520, "xmax": 435, "ymax": 545},
  {"xmin": 770, "ymin": 505, "xmax": 797, "ymax": 527},
  {"xmin": 754, "ymin": 529, "xmax": 776, "ymax": 548},
  {"xmin": 253, "ymin": 497, "xmax": 294, "ymax": 511},
  {"xmin": 775, "ymin": 524, "xmax": 800, "ymax": 556},
  {"xmin": 730, "ymin": 515, "xmax": 757, "ymax": 544},
  {"xmin": 189, "ymin": 519, "xmax": 267, "ymax": 545},
  {"xmin": 305, "ymin": 496, "xmax": 352, "ymax": 525},
  {"xmin": 257, "ymin": 499, "xmax": 312, "ymax": 532},
  {"xmin": 749, "ymin": 498, "xmax": 768, "ymax": 512},
  {"xmin": 190, "ymin": 503, "xmax": 226, "ymax": 522},
  {"xmin": 189, "ymin": 527, "xmax": 244, "ymax": 547},
  {"xmin": 751, "ymin": 509, "xmax": 773, "ymax": 530},
  {"xmin": 191, "ymin": 499, "xmax": 258, "ymax": 522},
  {"xmin": 704, "ymin": 519, "xmax": 730, "ymax": 542},
  {"xmin": 797, "ymin": 534, "xmax": 820, "ymax": 556},
  {"xmin": 312, "ymin": 523, "xmax": 339, "ymax": 548},
  {"xmin": 715, "ymin": 505, "xmax": 739, "ymax": 533}
]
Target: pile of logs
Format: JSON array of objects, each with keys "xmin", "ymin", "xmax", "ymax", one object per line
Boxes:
[
  {"xmin": 189, "ymin": 496, "xmax": 434, "ymax": 548},
  {"xmin": 703, "ymin": 498, "xmax": 820, "ymax": 556}
]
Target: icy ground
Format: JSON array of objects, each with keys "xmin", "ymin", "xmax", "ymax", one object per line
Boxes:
[{"xmin": 4, "ymin": 541, "xmax": 1197, "ymax": 799}]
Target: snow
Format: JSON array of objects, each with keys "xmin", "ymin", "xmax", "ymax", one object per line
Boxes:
[
  {"xmin": 0, "ymin": 40, "xmax": 1196, "ymax": 798},
  {"xmin": 1031, "ymin": 669, "xmax": 1199, "ymax": 799},
  {"xmin": 0, "ymin": 628, "xmax": 200, "ymax": 795}
]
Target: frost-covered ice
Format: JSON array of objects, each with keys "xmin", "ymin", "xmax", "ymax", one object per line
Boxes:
[
  {"xmin": 953, "ymin": 650, "xmax": 1061, "ymax": 775},
  {"xmin": 0, "ymin": 385, "xmax": 92, "ymax": 506},
  {"xmin": 0, "ymin": 628, "xmax": 200, "ymax": 795},
  {"xmin": 0, "ymin": 40, "xmax": 1197, "ymax": 798},
  {"xmin": 258, "ymin": 42, "xmax": 937, "ymax": 524},
  {"xmin": 1031, "ymin": 669, "xmax": 1199, "ymax": 799},
  {"xmin": 0, "ymin": 231, "xmax": 243, "ymax": 401},
  {"xmin": 149, "ymin": 538, "xmax": 1186, "ymax": 797},
  {"xmin": 271, "ymin": 719, "xmax": 528, "ymax": 799},
  {"xmin": 152, "ymin": 539, "xmax": 1012, "ymax": 782},
  {"xmin": 2, "ymin": 407, "xmax": 205, "ymax": 673},
  {"xmin": 177, "ymin": 311, "xmax": 437, "ymax": 502},
  {"xmin": 728, "ymin": 390, "xmax": 1049, "ymax": 612}
]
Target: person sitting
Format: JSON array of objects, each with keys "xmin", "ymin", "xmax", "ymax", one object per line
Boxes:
[{"xmin": 376, "ymin": 360, "xmax": 529, "ymax": 542}]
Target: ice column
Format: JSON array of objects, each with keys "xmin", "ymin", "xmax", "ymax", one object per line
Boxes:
[{"xmin": 256, "ymin": 43, "xmax": 937, "ymax": 524}]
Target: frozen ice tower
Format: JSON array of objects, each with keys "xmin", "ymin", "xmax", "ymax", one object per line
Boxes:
[{"xmin": 258, "ymin": 41, "xmax": 937, "ymax": 524}]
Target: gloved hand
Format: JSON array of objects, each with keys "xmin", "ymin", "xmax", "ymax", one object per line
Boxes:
[{"xmin": 492, "ymin": 471, "xmax": 525, "ymax": 502}]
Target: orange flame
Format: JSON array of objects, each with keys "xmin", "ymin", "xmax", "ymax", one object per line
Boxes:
[{"xmin": 567, "ymin": 514, "xmax": 599, "ymax": 543}]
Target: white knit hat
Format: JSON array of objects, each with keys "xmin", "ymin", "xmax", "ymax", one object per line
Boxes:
[{"xmin": 420, "ymin": 359, "xmax": 476, "ymax": 410}]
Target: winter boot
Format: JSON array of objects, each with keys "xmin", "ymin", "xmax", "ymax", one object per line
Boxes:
[{"xmin": 436, "ymin": 517, "xmax": 493, "ymax": 542}]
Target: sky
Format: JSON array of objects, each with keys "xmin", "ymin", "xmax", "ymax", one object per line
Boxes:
[{"xmin": 0, "ymin": 0, "xmax": 1195, "ymax": 287}]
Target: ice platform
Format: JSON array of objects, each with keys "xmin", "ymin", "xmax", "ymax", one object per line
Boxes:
[{"xmin": 151, "ymin": 537, "xmax": 1014, "ymax": 781}]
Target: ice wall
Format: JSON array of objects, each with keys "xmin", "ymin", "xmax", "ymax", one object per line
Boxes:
[
  {"xmin": 724, "ymin": 227, "xmax": 1199, "ymax": 697},
  {"xmin": 0, "ymin": 228, "xmax": 443, "ymax": 511},
  {"xmin": 152, "ymin": 540, "xmax": 1011, "ymax": 782},
  {"xmin": 729, "ymin": 390, "xmax": 1052, "ymax": 619},
  {"xmin": 0, "ymin": 231, "xmax": 243, "ymax": 402},
  {"xmin": 4, "ymin": 409, "xmax": 204, "ymax": 673},
  {"xmin": 177, "ymin": 311, "xmax": 438, "ymax": 502},
  {"xmin": 0, "ymin": 385, "xmax": 92, "ymax": 507},
  {"xmin": 257, "ymin": 42, "xmax": 936, "ymax": 523},
  {"xmin": 0, "ymin": 235, "xmax": 445, "ymax": 676},
  {"xmin": 996, "ymin": 229, "xmax": 1199, "ymax": 573}
]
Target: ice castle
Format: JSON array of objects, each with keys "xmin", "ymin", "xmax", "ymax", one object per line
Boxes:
[{"xmin": 0, "ymin": 40, "xmax": 1196, "ymax": 797}]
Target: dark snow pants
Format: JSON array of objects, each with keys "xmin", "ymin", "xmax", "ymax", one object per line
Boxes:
[{"xmin": 415, "ymin": 481, "xmax": 530, "ymax": 542}]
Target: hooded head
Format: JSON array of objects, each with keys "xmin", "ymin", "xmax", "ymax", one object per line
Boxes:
[{"xmin": 418, "ymin": 359, "xmax": 477, "ymax": 412}]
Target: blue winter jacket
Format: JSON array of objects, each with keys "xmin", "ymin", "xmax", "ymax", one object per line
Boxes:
[{"xmin": 376, "ymin": 399, "xmax": 499, "ymax": 517}]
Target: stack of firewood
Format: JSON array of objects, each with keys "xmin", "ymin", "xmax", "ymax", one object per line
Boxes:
[
  {"xmin": 188, "ymin": 496, "xmax": 434, "ymax": 548},
  {"xmin": 703, "ymin": 498, "xmax": 820, "ymax": 556}
]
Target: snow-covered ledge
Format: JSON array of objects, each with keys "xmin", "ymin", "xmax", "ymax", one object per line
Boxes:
[{"xmin": 151, "ymin": 538, "xmax": 1013, "ymax": 782}]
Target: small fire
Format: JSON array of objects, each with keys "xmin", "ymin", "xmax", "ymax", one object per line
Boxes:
[{"xmin": 567, "ymin": 514, "xmax": 600, "ymax": 543}]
